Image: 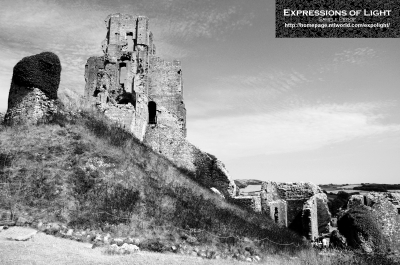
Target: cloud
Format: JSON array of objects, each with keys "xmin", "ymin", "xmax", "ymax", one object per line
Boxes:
[
  {"xmin": 187, "ymin": 69, "xmax": 312, "ymax": 119},
  {"xmin": 0, "ymin": 0, "xmax": 256, "ymax": 112},
  {"xmin": 149, "ymin": 1, "xmax": 254, "ymax": 42},
  {"xmin": 188, "ymin": 102, "xmax": 400, "ymax": 160},
  {"xmin": 333, "ymin": 47, "xmax": 377, "ymax": 65}
]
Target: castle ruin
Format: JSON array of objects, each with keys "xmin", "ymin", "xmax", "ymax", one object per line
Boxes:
[
  {"xmin": 235, "ymin": 181, "xmax": 331, "ymax": 240},
  {"xmin": 84, "ymin": 14, "xmax": 236, "ymax": 198},
  {"xmin": 84, "ymin": 14, "xmax": 333, "ymax": 240}
]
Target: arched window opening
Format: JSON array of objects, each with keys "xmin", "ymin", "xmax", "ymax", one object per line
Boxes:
[
  {"xmin": 148, "ymin": 101, "xmax": 157, "ymax": 124},
  {"xmin": 274, "ymin": 207, "xmax": 279, "ymax": 224}
]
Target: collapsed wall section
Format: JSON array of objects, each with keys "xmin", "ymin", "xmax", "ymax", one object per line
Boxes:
[
  {"xmin": 234, "ymin": 196, "xmax": 262, "ymax": 213},
  {"xmin": 144, "ymin": 124, "xmax": 237, "ymax": 198}
]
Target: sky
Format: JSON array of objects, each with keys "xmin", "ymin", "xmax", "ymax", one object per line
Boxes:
[{"xmin": 1, "ymin": 0, "xmax": 399, "ymax": 184}]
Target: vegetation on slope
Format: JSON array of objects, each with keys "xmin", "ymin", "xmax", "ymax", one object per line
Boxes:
[
  {"xmin": 0, "ymin": 104, "xmax": 307, "ymax": 258},
  {"xmin": 338, "ymin": 205, "xmax": 390, "ymax": 254}
]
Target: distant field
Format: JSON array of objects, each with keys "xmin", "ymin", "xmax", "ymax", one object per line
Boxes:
[{"xmin": 320, "ymin": 183, "xmax": 400, "ymax": 194}]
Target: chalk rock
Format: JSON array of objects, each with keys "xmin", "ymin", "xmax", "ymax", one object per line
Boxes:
[
  {"xmin": 3, "ymin": 227, "xmax": 37, "ymax": 241},
  {"xmin": 210, "ymin": 187, "xmax": 225, "ymax": 199}
]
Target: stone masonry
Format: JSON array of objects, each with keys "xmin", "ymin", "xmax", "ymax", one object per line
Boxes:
[
  {"xmin": 235, "ymin": 181, "xmax": 331, "ymax": 239},
  {"xmin": 84, "ymin": 14, "xmax": 236, "ymax": 198}
]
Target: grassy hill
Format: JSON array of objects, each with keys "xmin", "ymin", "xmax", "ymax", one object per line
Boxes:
[
  {"xmin": 2, "ymin": 103, "xmax": 400, "ymax": 264},
  {"xmin": 0, "ymin": 103, "xmax": 307, "ymax": 257}
]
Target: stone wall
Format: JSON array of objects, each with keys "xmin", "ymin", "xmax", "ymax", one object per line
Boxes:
[
  {"xmin": 4, "ymin": 85, "xmax": 58, "ymax": 125},
  {"xmin": 148, "ymin": 57, "xmax": 186, "ymax": 136},
  {"xmin": 315, "ymin": 193, "xmax": 331, "ymax": 234},
  {"xmin": 263, "ymin": 199, "xmax": 287, "ymax": 227},
  {"xmin": 261, "ymin": 181, "xmax": 322, "ymax": 201},
  {"xmin": 302, "ymin": 196, "xmax": 318, "ymax": 240},
  {"xmin": 259, "ymin": 181, "xmax": 330, "ymax": 239},
  {"xmin": 144, "ymin": 125, "xmax": 237, "ymax": 198},
  {"xmin": 233, "ymin": 196, "xmax": 262, "ymax": 213}
]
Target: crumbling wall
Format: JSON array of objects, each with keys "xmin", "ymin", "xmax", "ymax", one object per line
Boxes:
[
  {"xmin": 263, "ymin": 199, "xmax": 287, "ymax": 227},
  {"xmin": 261, "ymin": 181, "xmax": 322, "ymax": 201},
  {"xmin": 144, "ymin": 125, "xmax": 236, "ymax": 198},
  {"xmin": 302, "ymin": 196, "xmax": 318, "ymax": 240},
  {"xmin": 348, "ymin": 194, "xmax": 364, "ymax": 208},
  {"xmin": 315, "ymin": 193, "xmax": 331, "ymax": 234},
  {"xmin": 4, "ymin": 86, "xmax": 58, "ymax": 125},
  {"xmin": 233, "ymin": 196, "xmax": 262, "ymax": 213},
  {"xmin": 84, "ymin": 13, "xmax": 186, "ymax": 141},
  {"xmin": 260, "ymin": 181, "xmax": 330, "ymax": 237},
  {"xmin": 148, "ymin": 57, "xmax": 186, "ymax": 136},
  {"xmin": 372, "ymin": 199, "xmax": 400, "ymax": 250}
]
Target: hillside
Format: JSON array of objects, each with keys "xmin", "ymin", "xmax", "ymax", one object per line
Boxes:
[{"xmin": 0, "ymin": 106, "xmax": 307, "ymax": 259}]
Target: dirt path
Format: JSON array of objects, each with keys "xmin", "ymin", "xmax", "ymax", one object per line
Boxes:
[{"xmin": 1, "ymin": 227, "xmax": 290, "ymax": 265}]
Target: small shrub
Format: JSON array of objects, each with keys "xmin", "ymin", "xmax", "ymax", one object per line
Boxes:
[
  {"xmin": 140, "ymin": 238, "xmax": 167, "ymax": 252},
  {"xmin": 12, "ymin": 52, "xmax": 61, "ymax": 99}
]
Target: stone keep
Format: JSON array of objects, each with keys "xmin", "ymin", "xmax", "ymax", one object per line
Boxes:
[
  {"xmin": 4, "ymin": 52, "xmax": 61, "ymax": 125},
  {"xmin": 84, "ymin": 14, "xmax": 236, "ymax": 198},
  {"xmin": 85, "ymin": 14, "xmax": 186, "ymax": 141}
]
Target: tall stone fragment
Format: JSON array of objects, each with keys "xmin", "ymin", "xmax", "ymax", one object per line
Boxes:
[
  {"xmin": 302, "ymin": 196, "xmax": 318, "ymax": 240},
  {"xmin": 4, "ymin": 52, "xmax": 61, "ymax": 125},
  {"xmin": 315, "ymin": 193, "xmax": 331, "ymax": 234}
]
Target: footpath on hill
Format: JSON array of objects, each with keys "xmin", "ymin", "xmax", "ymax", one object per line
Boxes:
[{"xmin": 0, "ymin": 227, "xmax": 293, "ymax": 265}]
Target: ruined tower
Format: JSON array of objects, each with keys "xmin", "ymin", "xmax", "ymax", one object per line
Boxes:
[
  {"xmin": 85, "ymin": 13, "xmax": 186, "ymax": 140},
  {"xmin": 84, "ymin": 14, "xmax": 236, "ymax": 198}
]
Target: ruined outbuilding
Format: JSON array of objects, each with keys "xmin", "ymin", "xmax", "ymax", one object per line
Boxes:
[
  {"xmin": 84, "ymin": 14, "xmax": 236, "ymax": 198},
  {"xmin": 4, "ymin": 52, "xmax": 61, "ymax": 125},
  {"xmin": 235, "ymin": 181, "xmax": 331, "ymax": 239}
]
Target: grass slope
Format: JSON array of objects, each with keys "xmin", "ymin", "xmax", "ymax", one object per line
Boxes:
[{"xmin": 0, "ymin": 107, "xmax": 305, "ymax": 256}]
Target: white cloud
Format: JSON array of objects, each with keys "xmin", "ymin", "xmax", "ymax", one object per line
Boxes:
[
  {"xmin": 187, "ymin": 69, "xmax": 312, "ymax": 119},
  {"xmin": 188, "ymin": 102, "xmax": 400, "ymax": 160},
  {"xmin": 333, "ymin": 47, "xmax": 378, "ymax": 65}
]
